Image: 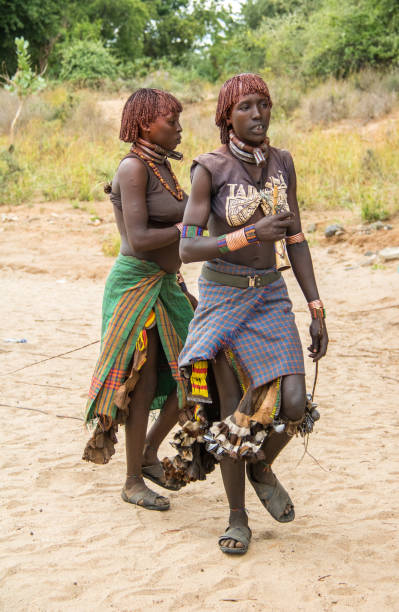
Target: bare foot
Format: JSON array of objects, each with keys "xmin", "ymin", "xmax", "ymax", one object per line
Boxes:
[{"xmin": 219, "ymin": 509, "xmax": 249, "ymax": 550}]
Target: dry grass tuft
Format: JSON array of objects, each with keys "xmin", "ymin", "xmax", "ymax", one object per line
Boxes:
[{"xmin": 299, "ymin": 70, "xmax": 398, "ymax": 126}]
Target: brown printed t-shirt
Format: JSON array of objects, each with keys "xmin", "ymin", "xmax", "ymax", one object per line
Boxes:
[{"xmin": 191, "ymin": 145, "xmax": 294, "ymax": 227}]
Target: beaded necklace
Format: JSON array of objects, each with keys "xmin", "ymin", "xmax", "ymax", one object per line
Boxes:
[{"xmin": 131, "ymin": 146, "xmax": 184, "ymax": 201}]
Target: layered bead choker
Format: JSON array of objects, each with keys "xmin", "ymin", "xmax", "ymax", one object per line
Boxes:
[
  {"xmin": 228, "ymin": 131, "xmax": 269, "ymax": 167},
  {"xmin": 136, "ymin": 137, "xmax": 183, "ymax": 161}
]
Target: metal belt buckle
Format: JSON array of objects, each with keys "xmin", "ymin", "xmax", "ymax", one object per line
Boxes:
[{"xmin": 247, "ymin": 275, "xmax": 260, "ymax": 288}]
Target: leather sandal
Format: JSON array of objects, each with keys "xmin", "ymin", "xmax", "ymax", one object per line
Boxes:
[
  {"xmin": 218, "ymin": 525, "xmax": 252, "ymax": 555},
  {"xmin": 246, "ymin": 463, "xmax": 295, "ymax": 523},
  {"xmin": 121, "ymin": 486, "xmax": 170, "ymax": 511}
]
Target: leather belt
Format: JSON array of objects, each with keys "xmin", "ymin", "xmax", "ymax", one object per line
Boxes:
[{"xmin": 201, "ymin": 265, "xmax": 281, "ymax": 288}]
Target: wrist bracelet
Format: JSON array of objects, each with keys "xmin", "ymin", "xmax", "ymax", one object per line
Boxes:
[
  {"xmin": 244, "ymin": 224, "xmax": 258, "ymax": 244},
  {"xmin": 308, "ymin": 299, "xmax": 326, "ymax": 319},
  {"xmin": 181, "ymin": 224, "xmax": 205, "ymax": 237},
  {"xmin": 217, "ymin": 224, "xmax": 258, "ymax": 254},
  {"xmin": 175, "ymin": 223, "xmax": 183, "ymax": 233},
  {"xmin": 286, "ymin": 232, "xmax": 306, "ymax": 245}
]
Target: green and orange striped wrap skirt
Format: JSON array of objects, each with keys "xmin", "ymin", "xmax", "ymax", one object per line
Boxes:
[{"xmin": 85, "ymin": 254, "xmax": 194, "ymax": 425}]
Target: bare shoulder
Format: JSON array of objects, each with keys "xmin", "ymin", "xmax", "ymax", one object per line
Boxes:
[
  {"xmin": 115, "ymin": 156, "xmax": 148, "ymax": 192},
  {"xmin": 118, "ymin": 156, "xmax": 147, "ymax": 178}
]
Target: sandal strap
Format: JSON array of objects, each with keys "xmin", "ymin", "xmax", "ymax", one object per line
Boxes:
[
  {"xmin": 219, "ymin": 525, "xmax": 252, "ymax": 546},
  {"xmin": 141, "ymin": 488, "xmax": 168, "ymax": 505}
]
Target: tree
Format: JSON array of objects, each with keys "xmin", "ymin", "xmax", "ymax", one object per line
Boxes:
[
  {"xmin": 0, "ymin": 0, "xmax": 66, "ymax": 73},
  {"xmin": 1, "ymin": 37, "xmax": 46, "ymax": 146},
  {"xmin": 302, "ymin": 0, "xmax": 399, "ymax": 77},
  {"xmin": 142, "ymin": 0, "xmax": 231, "ymax": 64},
  {"xmin": 86, "ymin": 0, "xmax": 150, "ymax": 62},
  {"xmin": 241, "ymin": 0, "xmax": 320, "ymax": 29}
]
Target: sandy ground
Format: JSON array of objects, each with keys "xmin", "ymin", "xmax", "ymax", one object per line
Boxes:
[{"xmin": 1, "ymin": 201, "xmax": 399, "ymax": 611}]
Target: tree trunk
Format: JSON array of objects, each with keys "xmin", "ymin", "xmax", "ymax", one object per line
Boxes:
[{"xmin": 9, "ymin": 99, "xmax": 24, "ymax": 148}]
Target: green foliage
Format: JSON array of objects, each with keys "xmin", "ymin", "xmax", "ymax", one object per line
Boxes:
[
  {"xmin": 3, "ymin": 38, "xmax": 45, "ymax": 98},
  {"xmin": 302, "ymin": 0, "xmax": 399, "ymax": 77},
  {"xmin": 361, "ymin": 195, "xmax": 389, "ymax": 223},
  {"xmin": 142, "ymin": 0, "xmax": 232, "ymax": 65},
  {"xmin": 59, "ymin": 40, "xmax": 119, "ymax": 85},
  {"xmin": 211, "ymin": 0, "xmax": 399, "ymax": 82},
  {"xmin": 0, "ymin": 0, "xmax": 65, "ymax": 73},
  {"xmin": 242, "ymin": 0, "xmax": 319, "ymax": 28},
  {"xmin": 84, "ymin": 0, "xmax": 149, "ymax": 62},
  {"xmin": 0, "ymin": 0, "xmax": 398, "ymax": 83}
]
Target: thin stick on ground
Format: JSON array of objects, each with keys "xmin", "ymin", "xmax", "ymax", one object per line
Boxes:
[
  {"xmin": 1, "ymin": 340, "xmax": 100, "ymax": 376},
  {"xmin": 0, "ymin": 403, "xmax": 84, "ymax": 421}
]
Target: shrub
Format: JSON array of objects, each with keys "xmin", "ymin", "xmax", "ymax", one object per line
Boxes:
[
  {"xmin": 361, "ymin": 194, "xmax": 389, "ymax": 222},
  {"xmin": 59, "ymin": 40, "xmax": 119, "ymax": 86}
]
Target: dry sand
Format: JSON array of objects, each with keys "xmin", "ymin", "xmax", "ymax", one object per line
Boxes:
[{"xmin": 1, "ymin": 201, "xmax": 399, "ymax": 611}]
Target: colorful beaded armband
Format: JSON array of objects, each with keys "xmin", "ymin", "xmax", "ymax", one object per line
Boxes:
[
  {"xmin": 181, "ymin": 225, "xmax": 205, "ymax": 238},
  {"xmin": 244, "ymin": 224, "xmax": 258, "ymax": 244},
  {"xmin": 217, "ymin": 235, "xmax": 229, "ymax": 253}
]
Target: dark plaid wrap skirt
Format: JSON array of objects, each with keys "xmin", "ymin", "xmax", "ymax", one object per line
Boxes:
[{"xmin": 178, "ymin": 258, "xmax": 305, "ymax": 388}]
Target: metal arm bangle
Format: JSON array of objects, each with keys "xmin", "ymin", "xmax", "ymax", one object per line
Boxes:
[
  {"xmin": 286, "ymin": 232, "xmax": 306, "ymax": 245},
  {"xmin": 308, "ymin": 299, "xmax": 326, "ymax": 319}
]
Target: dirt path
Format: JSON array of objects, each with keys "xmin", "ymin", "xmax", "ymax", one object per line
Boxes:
[{"xmin": 1, "ymin": 202, "xmax": 399, "ymax": 611}]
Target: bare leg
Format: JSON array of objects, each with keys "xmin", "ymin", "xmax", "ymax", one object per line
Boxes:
[
  {"xmin": 123, "ymin": 327, "xmax": 168, "ymax": 508},
  {"xmin": 250, "ymin": 374, "xmax": 306, "ymax": 515},
  {"xmin": 213, "ymin": 352, "xmax": 247, "ymax": 549},
  {"xmin": 143, "ymin": 391, "xmax": 179, "ymax": 467}
]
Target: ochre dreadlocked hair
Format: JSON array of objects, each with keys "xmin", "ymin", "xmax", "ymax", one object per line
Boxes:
[
  {"xmin": 215, "ymin": 73, "xmax": 273, "ymax": 144},
  {"xmin": 119, "ymin": 88, "xmax": 183, "ymax": 143}
]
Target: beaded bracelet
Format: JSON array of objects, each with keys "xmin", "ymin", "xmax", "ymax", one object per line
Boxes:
[
  {"xmin": 286, "ymin": 232, "xmax": 306, "ymax": 245},
  {"xmin": 181, "ymin": 224, "xmax": 205, "ymax": 238},
  {"xmin": 308, "ymin": 299, "xmax": 326, "ymax": 319},
  {"xmin": 175, "ymin": 223, "xmax": 183, "ymax": 233},
  {"xmin": 217, "ymin": 224, "xmax": 258, "ymax": 254}
]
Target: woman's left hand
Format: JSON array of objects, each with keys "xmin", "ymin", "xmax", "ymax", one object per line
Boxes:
[{"xmin": 307, "ymin": 318, "xmax": 328, "ymax": 361}]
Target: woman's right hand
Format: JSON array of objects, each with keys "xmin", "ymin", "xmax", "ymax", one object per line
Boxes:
[{"xmin": 254, "ymin": 211, "xmax": 294, "ymax": 242}]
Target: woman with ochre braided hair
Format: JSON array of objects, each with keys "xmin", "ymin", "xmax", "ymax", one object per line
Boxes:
[
  {"xmin": 82, "ymin": 88, "xmax": 196, "ymax": 511},
  {"xmin": 164, "ymin": 74, "xmax": 328, "ymax": 553}
]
